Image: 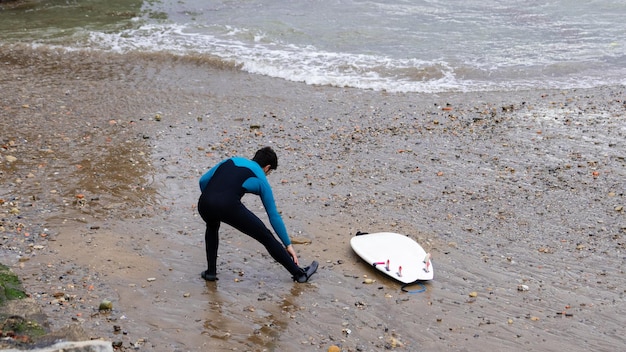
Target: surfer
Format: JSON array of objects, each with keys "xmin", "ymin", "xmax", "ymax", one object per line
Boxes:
[{"xmin": 197, "ymin": 146, "xmax": 318, "ymax": 283}]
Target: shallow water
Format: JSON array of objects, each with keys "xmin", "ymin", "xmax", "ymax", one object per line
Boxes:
[
  {"xmin": 2, "ymin": 0, "xmax": 626, "ymax": 92},
  {"xmin": 1, "ymin": 46, "xmax": 625, "ymax": 351}
]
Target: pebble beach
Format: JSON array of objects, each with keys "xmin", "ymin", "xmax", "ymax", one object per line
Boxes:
[{"xmin": 1, "ymin": 45, "xmax": 625, "ymax": 351}]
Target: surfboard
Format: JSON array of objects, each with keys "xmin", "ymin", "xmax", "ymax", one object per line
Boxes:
[{"xmin": 350, "ymin": 232, "xmax": 433, "ymax": 283}]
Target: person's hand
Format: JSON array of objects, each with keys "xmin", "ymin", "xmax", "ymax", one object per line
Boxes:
[{"xmin": 285, "ymin": 244, "xmax": 299, "ymax": 266}]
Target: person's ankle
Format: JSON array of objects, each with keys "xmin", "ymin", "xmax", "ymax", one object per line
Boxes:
[
  {"xmin": 293, "ymin": 261, "xmax": 318, "ymax": 283},
  {"xmin": 201, "ymin": 270, "xmax": 218, "ymax": 281},
  {"xmin": 295, "ymin": 271, "xmax": 308, "ymax": 283}
]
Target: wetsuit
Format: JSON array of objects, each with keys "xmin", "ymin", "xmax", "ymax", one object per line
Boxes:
[{"xmin": 197, "ymin": 157, "xmax": 302, "ymax": 279}]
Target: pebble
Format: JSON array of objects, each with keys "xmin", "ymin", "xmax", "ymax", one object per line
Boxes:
[
  {"xmin": 99, "ymin": 299, "xmax": 113, "ymax": 311},
  {"xmin": 147, "ymin": 277, "xmax": 156, "ymax": 282},
  {"xmin": 291, "ymin": 237, "xmax": 312, "ymax": 244}
]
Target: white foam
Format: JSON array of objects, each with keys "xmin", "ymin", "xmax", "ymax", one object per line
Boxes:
[{"xmin": 84, "ymin": 22, "xmax": 626, "ymax": 93}]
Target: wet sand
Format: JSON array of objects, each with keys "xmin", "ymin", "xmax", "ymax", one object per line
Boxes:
[{"xmin": 1, "ymin": 45, "xmax": 625, "ymax": 351}]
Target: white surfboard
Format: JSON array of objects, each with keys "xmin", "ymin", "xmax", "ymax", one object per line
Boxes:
[{"xmin": 350, "ymin": 232, "xmax": 434, "ymax": 283}]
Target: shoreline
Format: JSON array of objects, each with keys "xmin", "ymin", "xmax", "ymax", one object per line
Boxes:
[{"xmin": 1, "ymin": 47, "xmax": 625, "ymax": 351}]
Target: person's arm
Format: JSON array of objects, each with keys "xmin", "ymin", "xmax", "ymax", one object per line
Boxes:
[
  {"xmin": 285, "ymin": 244, "xmax": 299, "ymax": 266},
  {"xmin": 259, "ymin": 182, "xmax": 291, "ymax": 247},
  {"xmin": 241, "ymin": 163, "xmax": 292, "ymax": 247},
  {"xmin": 242, "ymin": 169, "xmax": 299, "ymax": 265}
]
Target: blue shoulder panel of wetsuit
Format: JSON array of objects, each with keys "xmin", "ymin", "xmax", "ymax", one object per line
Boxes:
[
  {"xmin": 199, "ymin": 159, "xmax": 227, "ymax": 192},
  {"xmin": 232, "ymin": 157, "xmax": 292, "ymax": 247}
]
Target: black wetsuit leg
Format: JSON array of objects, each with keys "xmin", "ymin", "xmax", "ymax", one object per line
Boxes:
[
  {"xmin": 198, "ymin": 193, "xmax": 302, "ymax": 278},
  {"xmin": 204, "ymin": 219, "xmax": 220, "ymax": 277},
  {"xmin": 220, "ymin": 203, "xmax": 302, "ymax": 277}
]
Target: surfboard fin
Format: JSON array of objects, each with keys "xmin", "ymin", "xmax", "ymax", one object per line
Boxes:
[{"xmin": 373, "ymin": 259, "xmax": 391, "ymax": 271}]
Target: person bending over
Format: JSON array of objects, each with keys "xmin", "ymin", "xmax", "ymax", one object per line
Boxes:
[{"xmin": 197, "ymin": 146, "xmax": 318, "ymax": 283}]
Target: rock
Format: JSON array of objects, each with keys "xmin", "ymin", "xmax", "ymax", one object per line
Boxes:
[
  {"xmin": 387, "ymin": 336, "xmax": 404, "ymax": 348},
  {"xmin": 98, "ymin": 299, "xmax": 113, "ymax": 311},
  {"xmin": 5, "ymin": 155, "xmax": 17, "ymax": 163},
  {"xmin": 291, "ymin": 237, "xmax": 312, "ymax": 244},
  {"xmin": 34, "ymin": 324, "xmax": 90, "ymax": 345},
  {"xmin": 1, "ymin": 340, "xmax": 113, "ymax": 352},
  {"xmin": 0, "ymin": 300, "xmax": 112, "ymax": 351}
]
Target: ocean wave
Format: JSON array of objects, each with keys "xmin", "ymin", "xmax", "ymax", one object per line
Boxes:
[{"xmin": 3, "ymin": 20, "xmax": 619, "ymax": 93}]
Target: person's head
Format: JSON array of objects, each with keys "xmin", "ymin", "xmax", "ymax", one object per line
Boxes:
[{"xmin": 252, "ymin": 146, "xmax": 278, "ymax": 174}]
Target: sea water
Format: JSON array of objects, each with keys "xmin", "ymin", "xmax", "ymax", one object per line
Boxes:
[{"xmin": 1, "ymin": 0, "xmax": 625, "ymax": 93}]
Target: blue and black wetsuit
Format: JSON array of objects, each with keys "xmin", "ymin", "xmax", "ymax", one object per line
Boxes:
[{"xmin": 197, "ymin": 157, "xmax": 301, "ymax": 279}]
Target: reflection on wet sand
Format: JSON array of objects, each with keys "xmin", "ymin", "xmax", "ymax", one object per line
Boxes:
[{"xmin": 200, "ymin": 281, "xmax": 311, "ymax": 349}]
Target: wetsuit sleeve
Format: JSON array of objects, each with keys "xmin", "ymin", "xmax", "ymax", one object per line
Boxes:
[
  {"xmin": 242, "ymin": 173, "xmax": 291, "ymax": 247},
  {"xmin": 199, "ymin": 159, "xmax": 226, "ymax": 192},
  {"xmin": 260, "ymin": 183, "xmax": 292, "ymax": 247}
]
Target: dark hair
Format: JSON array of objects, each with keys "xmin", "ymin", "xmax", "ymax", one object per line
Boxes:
[{"xmin": 252, "ymin": 146, "xmax": 278, "ymax": 170}]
